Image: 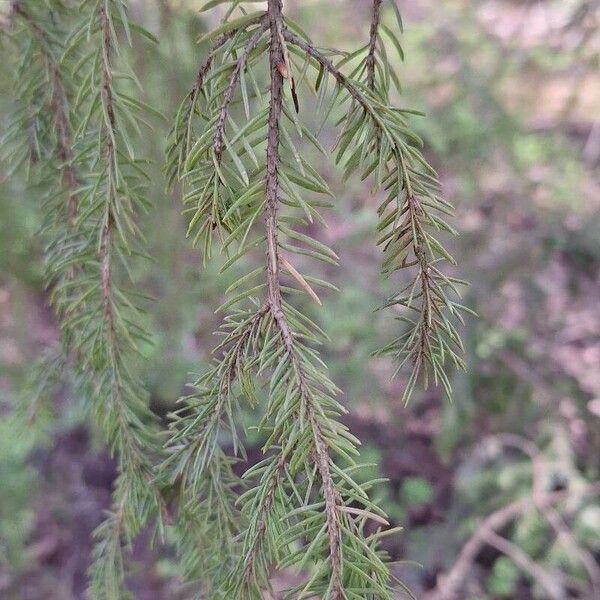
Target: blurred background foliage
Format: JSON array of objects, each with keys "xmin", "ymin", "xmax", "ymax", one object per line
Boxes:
[{"xmin": 0, "ymin": 0, "xmax": 599, "ymax": 598}]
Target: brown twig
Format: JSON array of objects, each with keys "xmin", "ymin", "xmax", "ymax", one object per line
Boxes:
[
  {"xmin": 495, "ymin": 433, "xmax": 600, "ymax": 594},
  {"xmin": 425, "ymin": 450, "xmax": 600, "ymax": 600},
  {"xmin": 366, "ymin": 0, "xmax": 384, "ymax": 153},
  {"xmin": 99, "ymin": 0, "xmax": 118, "ymax": 359},
  {"xmin": 543, "ymin": 503, "xmax": 600, "ymax": 594}
]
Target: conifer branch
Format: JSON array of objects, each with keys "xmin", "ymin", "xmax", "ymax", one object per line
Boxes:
[
  {"xmin": 164, "ymin": 0, "xmax": 470, "ymax": 596},
  {"xmin": 3, "ymin": 3, "xmax": 87, "ymax": 415},
  {"xmin": 263, "ymin": 16, "xmax": 344, "ymax": 569},
  {"xmin": 284, "ymin": 25, "xmax": 470, "ymax": 402},
  {"xmin": 164, "ymin": 2, "xmax": 414, "ymax": 598},
  {"xmin": 5, "ymin": 2, "xmax": 168, "ymax": 595}
]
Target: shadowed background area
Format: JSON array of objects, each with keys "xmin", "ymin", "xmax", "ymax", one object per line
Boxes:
[{"xmin": 1, "ymin": 0, "xmax": 599, "ymax": 598}]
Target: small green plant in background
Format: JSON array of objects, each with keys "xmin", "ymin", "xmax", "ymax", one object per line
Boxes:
[{"xmin": 401, "ymin": 477, "xmax": 434, "ymax": 507}]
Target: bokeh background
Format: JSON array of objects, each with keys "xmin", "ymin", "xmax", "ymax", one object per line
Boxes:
[{"xmin": 1, "ymin": 1, "xmax": 599, "ymax": 598}]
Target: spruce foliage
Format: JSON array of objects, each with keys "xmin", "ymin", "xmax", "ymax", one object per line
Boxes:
[
  {"xmin": 3, "ymin": 0, "xmax": 469, "ymax": 598},
  {"xmin": 3, "ymin": 2, "xmax": 165, "ymax": 598}
]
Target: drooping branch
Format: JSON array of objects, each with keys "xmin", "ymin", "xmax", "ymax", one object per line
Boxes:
[
  {"xmin": 263, "ymin": 1, "xmax": 344, "ymax": 594},
  {"xmin": 9, "ymin": 1, "xmax": 168, "ymax": 596},
  {"xmin": 366, "ymin": 0, "xmax": 384, "ymax": 151},
  {"xmin": 166, "ymin": 1, "xmax": 443, "ymax": 596},
  {"xmin": 286, "ymin": 25, "xmax": 468, "ymax": 401},
  {"xmin": 85, "ymin": 2, "xmax": 169, "ymax": 594},
  {"xmin": 193, "ymin": 35, "xmax": 233, "ymax": 98}
]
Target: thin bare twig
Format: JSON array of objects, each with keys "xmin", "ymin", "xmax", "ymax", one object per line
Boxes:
[
  {"xmin": 425, "ymin": 474, "xmax": 600, "ymax": 600},
  {"xmin": 483, "ymin": 530, "xmax": 565, "ymax": 600},
  {"xmin": 496, "ymin": 433, "xmax": 600, "ymax": 594}
]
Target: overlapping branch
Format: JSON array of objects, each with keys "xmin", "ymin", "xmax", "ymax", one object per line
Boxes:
[
  {"xmin": 5, "ymin": 2, "xmax": 167, "ymax": 597},
  {"xmin": 11, "ymin": 2, "xmax": 80, "ymax": 226}
]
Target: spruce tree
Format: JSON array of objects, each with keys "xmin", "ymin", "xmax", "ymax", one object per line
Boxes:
[{"xmin": 3, "ymin": 0, "xmax": 470, "ymax": 597}]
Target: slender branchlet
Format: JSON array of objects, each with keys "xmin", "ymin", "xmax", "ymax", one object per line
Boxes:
[
  {"xmin": 1, "ymin": 2, "xmax": 89, "ymax": 441},
  {"xmin": 214, "ymin": 22, "xmax": 269, "ymax": 162},
  {"xmin": 12, "ymin": 2, "xmax": 80, "ymax": 226},
  {"xmin": 79, "ymin": 2, "xmax": 167, "ymax": 597},
  {"xmin": 5, "ymin": 2, "xmax": 81, "ymax": 291}
]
